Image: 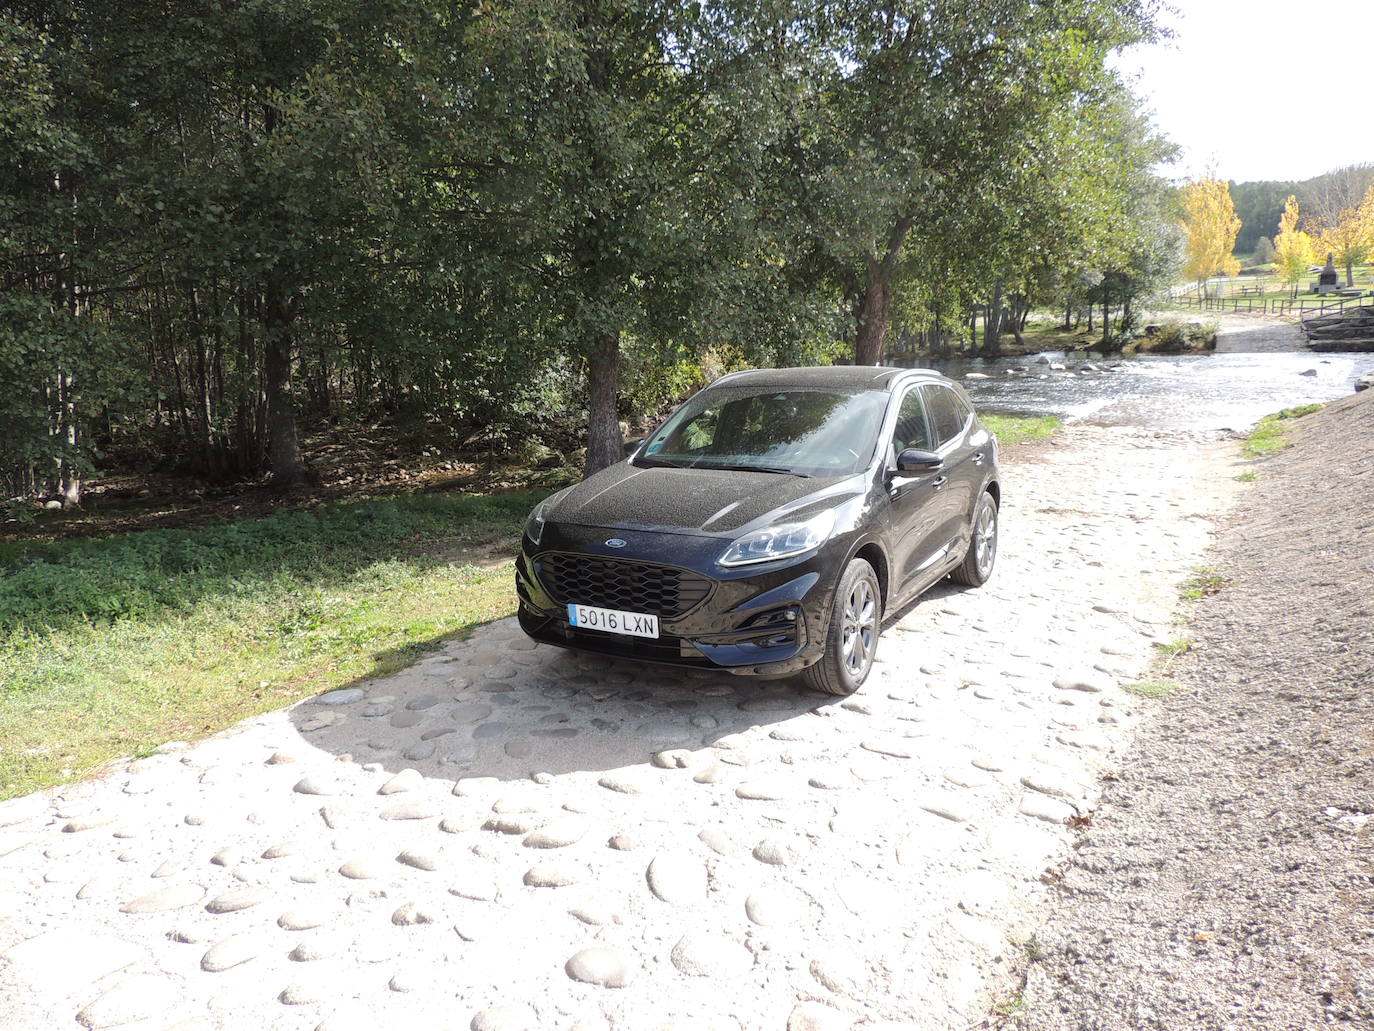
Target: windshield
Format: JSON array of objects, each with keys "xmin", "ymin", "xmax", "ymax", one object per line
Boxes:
[{"xmin": 639, "ymin": 385, "xmax": 887, "ymax": 477}]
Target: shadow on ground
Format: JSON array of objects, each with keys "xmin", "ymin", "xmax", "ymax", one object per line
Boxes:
[{"xmin": 287, "ymin": 615, "xmax": 846, "ymax": 783}]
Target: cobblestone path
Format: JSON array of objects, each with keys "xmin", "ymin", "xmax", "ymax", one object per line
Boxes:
[{"xmin": 0, "ymin": 428, "xmax": 1242, "ymax": 1031}]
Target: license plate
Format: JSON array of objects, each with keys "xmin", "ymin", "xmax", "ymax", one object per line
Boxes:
[{"xmin": 567, "ymin": 604, "xmax": 659, "ymax": 639}]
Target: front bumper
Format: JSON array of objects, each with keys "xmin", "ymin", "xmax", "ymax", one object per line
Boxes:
[{"xmin": 515, "ymin": 524, "xmax": 842, "ymax": 676}]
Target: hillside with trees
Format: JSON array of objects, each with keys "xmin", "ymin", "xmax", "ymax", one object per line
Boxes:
[
  {"xmin": 1230, "ymin": 163, "xmax": 1374, "ymax": 260},
  {"xmin": 3, "ymin": 0, "xmax": 1175, "ymax": 503}
]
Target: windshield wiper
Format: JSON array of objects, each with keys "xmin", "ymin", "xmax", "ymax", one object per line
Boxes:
[{"xmin": 702, "ymin": 463, "xmax": 811, "ymax": 477}]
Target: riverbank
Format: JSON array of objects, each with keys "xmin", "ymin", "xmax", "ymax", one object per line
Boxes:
[
  {"xmin": 899, "ymin": 308, "xmax": 1312, "ymax": 364},
  {"xmin": 931, "ymin": 333, "xmax": 1374, "ymax": 432},
  {"xmin": 1014, "ymin": 389, "xmax": 1374, "ymax": 1029}
]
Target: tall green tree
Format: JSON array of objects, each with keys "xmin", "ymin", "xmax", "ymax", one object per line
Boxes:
[
  {"xmin": 441, "ymin": 1, "xmax": 831, "ymax": 476},
  {"xmin": 787, "ymin": 0, "xmax": 1163, "ymax": 364},
  {"xmin": 0, "ymin": 9, "xmax": 126, "ymax": 507},
  {"xmin": 1, "ymin": 1, "xmax": 451, "ymax": 493}
]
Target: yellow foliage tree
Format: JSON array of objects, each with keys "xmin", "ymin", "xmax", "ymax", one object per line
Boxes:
[
  {"xmin": 1180, "ymin": 177, "xmax": 1241, "ymax": 293},
  {"xmin": 1311, "ymin": 181, "xmax": 1374, "ymax": 287},
  {"xmin": 1273, "ymin": 195, "xmax": 1314, "ymax": 298}
]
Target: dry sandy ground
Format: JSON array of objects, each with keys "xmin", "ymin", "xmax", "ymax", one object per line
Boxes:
[{"xmin": 1015, "ymin": 390, "xmax": 1374, "ymax": 1030}]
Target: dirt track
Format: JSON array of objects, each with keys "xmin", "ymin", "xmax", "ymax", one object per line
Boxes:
[
  {"xmin": 1017, "ymin": 390, "xmax": 1374, "ymax": 1030},
  {"xmin": 1208, "ymin": 312, "xmax": 1305, "ymax": 353}
]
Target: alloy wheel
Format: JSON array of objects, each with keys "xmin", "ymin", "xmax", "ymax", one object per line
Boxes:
[
  {"xmin": 841, "ymin": 578, "xmax": 877, "ymax": 676},
  {"xmin": 974, "ymin": 500, "xmax": 997, "ymax": 578}
]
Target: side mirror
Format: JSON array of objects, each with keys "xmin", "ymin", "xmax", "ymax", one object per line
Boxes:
[
  {"xmin": 623, "ymin": 438, "xmax": 644, "ymax": 457},
  {"xmin": 896, "ymin": 447, "xmax": 943, "ymax": 473}
]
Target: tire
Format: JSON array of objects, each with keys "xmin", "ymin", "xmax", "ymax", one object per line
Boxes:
[
  {"xmin": 950, "ymin": 491, "xmax": 998, "ymax": 588},
  {"xmin": 799, "ymin": 558, "xmax": 882, "ymax": 696}
]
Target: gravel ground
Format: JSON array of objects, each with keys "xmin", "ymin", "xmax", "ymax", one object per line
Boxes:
[{"xmin": 1016, "ymin": 389, "xmax": 1374, "ymax": 1030}]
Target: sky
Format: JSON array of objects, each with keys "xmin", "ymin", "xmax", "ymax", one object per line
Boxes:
[{"xmin": 1114, "ymin": 0, "xmax": 1374, "ymax": 185}]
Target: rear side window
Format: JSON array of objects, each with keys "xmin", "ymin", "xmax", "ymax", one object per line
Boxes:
[
  {"xmin": 922, "ymin": 386, "xmax": 968, "ymax": 446},
  {"xmin": 952, "ymin": 391, "xmax": 973, "ymax": 422}
]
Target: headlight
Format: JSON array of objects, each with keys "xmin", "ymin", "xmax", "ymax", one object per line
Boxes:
[
  {"xmin": 525, "ymin": 489, "xmax": 568, "ymax": 545},
  {"xmin": 719, "ymin": 509, "xmax": 836, "ymax": 567}
]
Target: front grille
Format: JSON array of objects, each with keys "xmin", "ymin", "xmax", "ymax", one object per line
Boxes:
[{"xmin": 535, "ymin": 553, "xmax": 713, "ymax": 619}]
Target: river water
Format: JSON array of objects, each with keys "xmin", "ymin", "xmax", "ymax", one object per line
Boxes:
[{"xmin": 919, "ymin": 349, "xmax": 1374, "ymax": 431}]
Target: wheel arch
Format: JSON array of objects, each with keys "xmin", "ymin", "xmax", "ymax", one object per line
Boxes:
[
  {"xmin": 850, "ymin": 540, "xmax": 890, "ymax": 611},
  {"xmin": 984, "ymin": 478, "xmax": 1000, "ymax": 508}
]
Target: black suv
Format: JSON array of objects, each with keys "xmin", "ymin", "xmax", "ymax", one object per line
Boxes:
[{"xmin": 516, "ymin": 366, "xmax": 1000, "ymax": 695}]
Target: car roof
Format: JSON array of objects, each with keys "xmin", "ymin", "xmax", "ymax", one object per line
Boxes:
[{"xmin": 712, "ymin": 365, "xmax": 945, "ymax": 392}]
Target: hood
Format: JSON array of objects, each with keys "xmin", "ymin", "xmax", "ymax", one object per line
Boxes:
[{"xmin": 549, "ymin": 461, "xmax": 857, "ymax": 536}]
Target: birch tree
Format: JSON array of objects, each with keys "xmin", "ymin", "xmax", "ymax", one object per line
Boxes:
[
  {"xmin": 1312, "ymin": 181, "xmax": 1374, "ymax": 287},
  {"xmin": 1181, "ymin": 177, "xmax": 1242, "ymax": 293},
  {"xmin": 1274, "ymin": 195, "xmax": 1314, "ymax": 299}
]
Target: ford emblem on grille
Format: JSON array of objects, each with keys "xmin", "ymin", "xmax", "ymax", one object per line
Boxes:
[{"xmin": 605, "ymin": 538, "xmax": 627, "ymax": 548}]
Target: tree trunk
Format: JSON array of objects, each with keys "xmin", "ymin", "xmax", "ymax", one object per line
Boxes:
[
  {"xmin": 56, "ymin": 373, "xmax": 81, "ymax": 508},
  {"xmin": 983, "ymin": 280, "xmax": 1004, "ymax": 357},
  {"xmin": 854, "ymin": 276, "xmax": 890, "ymax": 366},
  {"xmin": 53, "ymin": 183, "xmax": 82, "ymax": 508},
  {"xmin": 235, "ymin": 288, "xmax": 261, "ymax": 474},
  {"xmin": 583, "ymin": 330, "xmax": 622, "ymax": 478},
  {"xmin": 854, "ymin": 218, "xmax": 912, "ymax": 366},
  {"xmin": 1346, "ymin": 260, "xmax": 1355, "ymax": 288},
  {"xmin": 264, "ymin": 278, "xmax": 309, "ymax": 489},
  {"xmin": 259, "ymin": 99, "xmax": 308, "ymax": 490}
]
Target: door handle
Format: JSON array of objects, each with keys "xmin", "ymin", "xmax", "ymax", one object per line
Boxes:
[
  {"xmin": 972, "ymin": 451, "xmax": 985, "ymax": 465},
  {"xmin": 932, "ymin": 475, "xmax": 948, "ymax": 489}
]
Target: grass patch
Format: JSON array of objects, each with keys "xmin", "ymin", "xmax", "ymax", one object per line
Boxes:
[
  {"xmin": 1243, "ymin": 403, "xmax": 1325, "ymax": 458},
  {"xmin": 1153, "ymin": 638, "xmax": 1192, "ymax": 659},
  {"xmin": 1146, "ymin": 638, "xmax": 1194, "ymax": 684},
  {"xmin": 1122, "ymin": 677, "xmax": 1182, "ymax": 699},
  {"xmin": 1014, "ymin": 322, "xmax": 1098, "ymax": 350},
  {"xmin": 992, "ymin": 993, "xmax": 1028, "ymax": 1017},
  {"xmin": 1234, "ymin": 470, "xmax": 1258, "ymax": 482},
  {"xmin": 981, "ymin": 413, "xmax": 1061, "ymax": 445},
  {"xmin": 1279, "ymin": 403, "xmax": 1324, "ymax": 419},
  {"xmin": 0, "ymin": 489, "xmax": 545, "ymax": 800},
  {"xmin": 1181, "ymin": 567, "xmax": 1230, "ymax": 600}
]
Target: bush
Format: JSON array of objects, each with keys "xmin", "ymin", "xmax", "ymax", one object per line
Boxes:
[{"xmin": 1127, "ymin": 319, "xmax": 1216, "ymax": 355}]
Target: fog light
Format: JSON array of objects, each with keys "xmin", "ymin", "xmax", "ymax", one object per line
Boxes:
[{"xmin": 743, "ymin": 605, "xmax": 801, "ymax": 629}]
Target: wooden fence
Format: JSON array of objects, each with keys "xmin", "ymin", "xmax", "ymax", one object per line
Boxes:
[{"xmin": 1170, "ymin": 293, "xmax": 1371, "ymax": 318}]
